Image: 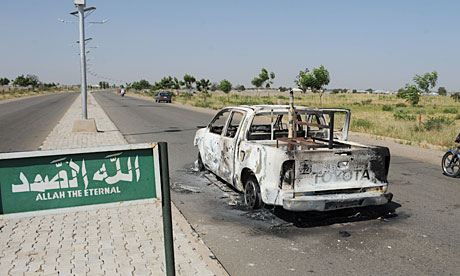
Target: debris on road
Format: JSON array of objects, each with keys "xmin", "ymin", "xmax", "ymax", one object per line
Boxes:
[{"xmin": 171, "ymin": 182, "xmax": 201, "ymax": 193}]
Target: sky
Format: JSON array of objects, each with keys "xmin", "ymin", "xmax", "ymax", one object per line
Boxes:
[{"xmin": 1, "ymin": 0, "xmax": 459, "ymax": 91}]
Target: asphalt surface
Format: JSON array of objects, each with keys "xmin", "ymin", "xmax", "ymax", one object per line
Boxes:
[
  {"xmin": 18, "ymin": 90, "xmax": 459, "ymax": 276},
  {"xmin": 0, "ymin": 92, "xmax": 79, "ymax": 153},
  {"xmin": 92, "ymin": 91, "xmax": 460, "ymax": 276}
]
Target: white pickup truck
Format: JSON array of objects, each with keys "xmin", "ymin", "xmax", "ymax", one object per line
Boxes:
[{"xmin": 194, "ymin": 104, "xmax": 392, "ymax": 211}]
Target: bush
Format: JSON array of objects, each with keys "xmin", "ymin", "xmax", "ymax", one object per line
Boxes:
[
  {"xmin": 352, "ymin": 119, "xmax": 373, "ymax": 129},
  {"xmin": 423, "ymin": 117, "xmax": 453, "ymax": 131},
  {"xmin": 394, "ymin": 108, "xmax": 415, "ymax": 121},
  {"xmin": 451, "ymin": 92, "xmax": 460, "ymax": 102},
  {"xmin": 443, "ymin": 107, "xmax": 458, "ymax": 114},
  {"xmin": 396, "ymin": 103, "xmax": 407, "ymax": 108},
  {"xmin": 382, "ymin": 105, "xmax": 393, "ymax": 111},
  {"xmin": 455, "ymin": 114, "xmax": 460, "ymax": 120},
  {"xmin": 361, "ymin": 99, "xmax": 372, "ymax": 105}
]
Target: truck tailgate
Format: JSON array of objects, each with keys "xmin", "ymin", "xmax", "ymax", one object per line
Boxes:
[{"xmin": 293, "ymin": 146, "xmax": 390, "ymax": 193}]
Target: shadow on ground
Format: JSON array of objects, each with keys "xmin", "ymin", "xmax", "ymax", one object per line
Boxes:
[{"xmin": 268, "ymin": 201, "xmax": 402, "ymax": 228}]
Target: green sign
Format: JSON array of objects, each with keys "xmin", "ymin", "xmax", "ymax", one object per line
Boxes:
[{"xmin": 0, "ymin": 143, "xmax": 160, "ymax": 214}]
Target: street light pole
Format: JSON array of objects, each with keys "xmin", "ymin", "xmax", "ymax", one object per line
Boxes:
[{"xmin": 77, "ymin": 3, "xmax": 88, "ymax": 119}]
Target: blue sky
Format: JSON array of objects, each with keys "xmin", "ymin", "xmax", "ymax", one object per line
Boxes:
[{"xmin": 1, "ymin": 0, "xmax": 459, "ymax": 91}]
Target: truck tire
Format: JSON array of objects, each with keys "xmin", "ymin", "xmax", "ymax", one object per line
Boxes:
[{"xmin": 244, "ymin": 176, "xmax": 263, "ymax": 210}]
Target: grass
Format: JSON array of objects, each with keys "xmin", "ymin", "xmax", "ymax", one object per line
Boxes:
[{"xmin": 132, "ymin": 90, "xmax": 460, "ymax": 149}]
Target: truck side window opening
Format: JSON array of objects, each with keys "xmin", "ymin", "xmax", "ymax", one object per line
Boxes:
[
  {"xmin": 225, "ymin": 112, "xmax": 244, "ymax": 138},
  {"xmin": 248, "ymin": 113, "xmax": 304, "ymax": 140},
  {"xmin": 209, "ymin": 111, "xmax": 230, "ymax": 135}
]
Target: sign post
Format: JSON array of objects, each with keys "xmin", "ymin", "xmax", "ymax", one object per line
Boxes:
[{"xmin": 159, "ymin": 142, "xmax": 176, "ymax": 276}]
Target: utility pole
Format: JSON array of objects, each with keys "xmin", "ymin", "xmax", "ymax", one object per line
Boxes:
[
  {"xmin": 71, "ymin": 0, "xmax": 95, "ymax": 120},
  {"xmin": 77, "ymin": 3, "xmax": 87, "ymax": 119}
]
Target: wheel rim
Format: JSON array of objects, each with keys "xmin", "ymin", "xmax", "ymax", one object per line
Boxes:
[
  {"xmin": 443, "ymin": 153, "xmax": 460, "ymax": 176},
  {"xmin": 245, "ymin": 180, "xmax": 257, "ymax": 209}
]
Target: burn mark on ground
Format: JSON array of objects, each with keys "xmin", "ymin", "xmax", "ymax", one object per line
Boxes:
[{"xmin": 173, "ymin": 163, "xmax": 405, "ymax": 236}]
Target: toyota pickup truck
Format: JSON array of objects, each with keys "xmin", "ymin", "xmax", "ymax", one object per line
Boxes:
[{"xmin": 194, "ymin": 104, "xmax": 392, "ymax": 211}]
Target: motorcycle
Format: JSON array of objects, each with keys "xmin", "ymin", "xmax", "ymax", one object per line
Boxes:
[{"xmin": 442, "ymin": 133, "xmax": 460, "ymax": 177}]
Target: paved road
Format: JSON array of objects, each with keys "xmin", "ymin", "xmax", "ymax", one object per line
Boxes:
[
  {"xmin": 94, "ymin": 91, "xmax": 460, "ymax": 276},
  {"xmin": 0, "ymin": 92, "xmax": 78, "ymax": 153}
]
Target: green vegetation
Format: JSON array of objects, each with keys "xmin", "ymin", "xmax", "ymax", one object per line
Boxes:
[
  {"xmin": 382, "ymin": 105, "xmax": 393, "ymax": 111},
  {"xmin": 252, "ymin": 68, "xmax": 275, "ymax": 95},
  {"xmin": 162, "ymin": 92, "xmax": 460, "ymax": 149},
  {"xmin": 99, "ymin": 81, "xmax": 110, "ymax": 89},
  {"xmin": 131, "ymin": 79, "xmax": 151, "ymax": 90},
  {"xmin": 397, "ymin": 71, "xmax": 438, "ymax": 106},
  {"xmin": 218, "ymin": 79, "xmax": 232, "ymax": 102},
  {"xmin": 438, "ymin": 86, "xmax": 447, "ymax": 96},
  {"xmin": 294, "ymin": 65, "xmax": 330, "ymax": 105},
  {"xmin": 0, "ymin": 77, "xmax": 10, "ymax": 86},
  {"xmin": 196, "ymin": 79, "xmax": 210, "ymax": 102},
  {"xmin": 352, "ymin": 119, "xmax": 373, "ymax": 130},
  {"xmin": 443, "ymin": 107, "xmax": 458, "ymax": 114}
]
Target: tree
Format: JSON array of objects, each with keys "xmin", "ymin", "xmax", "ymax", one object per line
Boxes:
[
  {"xmin": 0, "ymin": 77, "xmax": 10, "ymax": 86},
  {"xmin": 279, "ymin": 86, "xmax": 288, "ymax": 92},
  {"xmin": 405, "ymin": 84, "xmax": 420, "ymax": 106},
  {"xmin": 154, "ymin": 76, "xmax": 176, "ymax": 90},
  {"xmin": 295, "ymin": 65, "xmax": 330, "ymax": 105},
  {"xmin": 183, "ymin": 74, "xmax": 196, "ymax": 93},
  {"xmin": 451, "ymin": 92, "xmax": 460, "ymax": 102},
  {"xmin": 413, "ymin": 71, "xmax": 438, "ymax": 94},
  {"xmin": 99, "ymin": 81, "xmax": 109, "ymax": 89},
  {"xmin": 13, "ymin": 75, "xmax": 29, "ymax": 87},
  {"xmin": 235, "ymin": 84, "xmax": 245, "ymax": 91},
  {"xmin": 172, "ymin": 77, "xmax": 183, "ymax": 90},
  {"xmin": 210, "ymin": 82, "xmax": 218, "ymax": 91},
  {"xmin": 397, "ymin": 88, "xmax": 407, "ymax": 99},
  {"xmin": 219, "ymin": 79, "xmax": 232, "ymax": 102},
  {"xmin": 438, "ymin": 86, "xmax": 447, "ymax": 96},
  {"xmin": 251, "ymin": 77, "xmax": 263, "ymax": 95},
  {"xmin": 295, "ymin": 68, "xmax": 310, "ymax": 93},
  {"xmin": 312, "ymin": 65, "xmax": 330, "ymax": 105},
  {"xmin": 131, "ymin": 79, "xmax": 151, "ymax": 90},
  {"xmin": 196, "ymin": 79, "xmax": 211, "ymax": 102},
  {"xmin": 252, "ymin": 68, "xmax": 275, "ymax": 95},
  {"xmin": 332, "ymin": 89, "xmax": 341, "ymax": 94},
  {"xmin": 366, "ymin": 88, "xmax": 373, "ymax": 93},
  {"xmin": 26, "ymin": 74, "xmax": 39, "ymax": 88}
]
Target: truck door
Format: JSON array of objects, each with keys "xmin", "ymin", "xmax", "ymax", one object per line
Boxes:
[
  {"xmin": 202, "ymin": 110, "xmax": 231, "ymax": 175},
  {"xmin": 220, "ymin": 111, "xmax": 245, "ymax": 185}
]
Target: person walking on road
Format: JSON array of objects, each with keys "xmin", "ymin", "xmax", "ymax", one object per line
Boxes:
[{"xmin": 121, "ymin": 88, "xmax": 125, "ymax": 97}]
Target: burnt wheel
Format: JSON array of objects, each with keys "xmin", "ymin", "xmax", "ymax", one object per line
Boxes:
[
  {"xmin": 244, "ymin": 176, "xmax": 263, "ymax": 210},
  {"xmin": 442, "ymin": 151, "xmax": 460, "ymax": 177}
]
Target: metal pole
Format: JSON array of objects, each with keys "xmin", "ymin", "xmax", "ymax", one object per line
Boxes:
[
  {"xmin": 328, "ymin": 112, "xmax": 334, "ymax": 149},
  {"xmin": 288, "ymin": 90, "xmax": 295, "ymax": 150},
  {"xmin": 158, "ymin": 142, "xmax": 176, "ymax": 276},
  {"xmin": 78, "ymin": 5, "xmax": 88, "ymax": 119}
]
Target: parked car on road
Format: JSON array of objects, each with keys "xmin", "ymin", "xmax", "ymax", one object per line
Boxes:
[
  {"xmin": 194, "ymin": 105, "xmax": 392, "ymax": 211},
  {"xmin": 155, "ymin": 92, "xmax": 172, "ymax": 103}
]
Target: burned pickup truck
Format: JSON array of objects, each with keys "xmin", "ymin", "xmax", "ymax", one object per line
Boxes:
[{"xmin": 194, "ymin": 97, "xmax": 392, "ymax": 211}]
